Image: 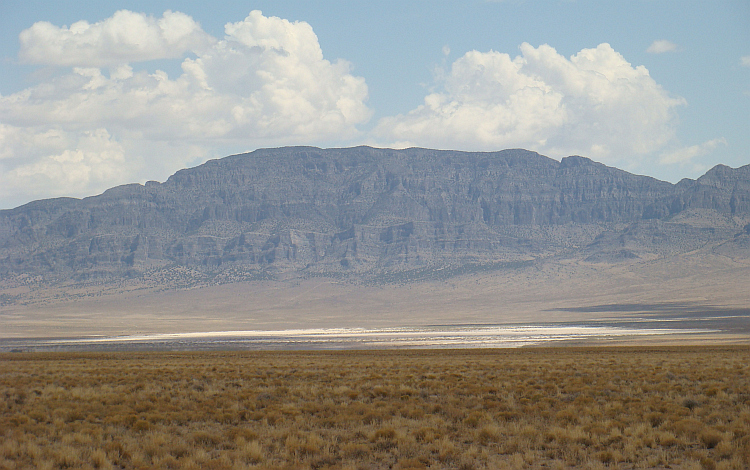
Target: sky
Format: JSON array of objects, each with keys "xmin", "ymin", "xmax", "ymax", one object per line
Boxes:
[{"xmin": 0, "ymin": 1, "xmax": 748, "ymax": 209}]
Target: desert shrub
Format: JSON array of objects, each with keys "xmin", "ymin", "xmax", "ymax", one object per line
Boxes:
[
  {"xmin": 90, "ymin": 448, "xmax": 111, "ymax": 469},
  {"xmin": 673, "ymin": 418, "xmax": 705, "ymax": 439},
  {"xmin": 341, "ymin": 442, "xmax": 369, "ymax": 459},
  {"xmin": 1, "ymin": 347, "xmax": 748, "ymax": 469},
  {"xmin": 700, "ymin": 429, "xmax": 724, "ymax": 449},
  {"xmin": 190, "ymin": 430, "xmax": 222, "ymax": 447},
  {"xmin": 700, "ymin": 456, "xmax": 717, "ymax": 470},
  {"xmin": 131, "ymin": 419, "xmax": 151, "ymax": 432},
  {"xmin": 284, "ymin": 432, "xmax": 324, "ymax": 458},
  {"xmin": 477, "ymin": 424, "xmax": 501, "ymax": 444},
  {"xmin": 396, "ymin": 457, "xmax": 428, "ymax": 469},
  {"xmin": 412, "ymin": 426, "xmax": 440, "ymax": 443},
  {"xmin": 372, "ymin": 426, "xmax": 397, "ymax": 442},
  {"xmin": 684, "ymin": 398, "xmax": 702, "ymax": 410}
]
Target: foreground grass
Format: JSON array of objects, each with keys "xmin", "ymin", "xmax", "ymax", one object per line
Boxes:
[{"xmin": 1, "ymin": 347, "xmax": 749, "ymax": 469}]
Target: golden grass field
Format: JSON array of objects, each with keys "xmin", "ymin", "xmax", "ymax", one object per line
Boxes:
[{"xmin": 1, "ymin": 347, "xmax": 750, "ymax": 470}]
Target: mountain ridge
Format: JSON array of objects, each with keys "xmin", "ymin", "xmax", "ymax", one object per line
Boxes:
[{"xmin": 1, "ymin": 146, "xmax": 749, "ymax": 302}]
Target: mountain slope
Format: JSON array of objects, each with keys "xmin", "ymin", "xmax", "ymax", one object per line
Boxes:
[{"xmin": 0, "ymin": 146, "xmax": 749, "ymax": 297}]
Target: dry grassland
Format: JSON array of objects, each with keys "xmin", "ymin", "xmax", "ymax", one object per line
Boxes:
[{"xmin": 1, "ymin": 347, "xmax": 749, "ymax": 469}]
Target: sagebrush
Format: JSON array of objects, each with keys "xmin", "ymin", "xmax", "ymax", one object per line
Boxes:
[{"xmin": 1, "ymin": 347, "xmax": 749, "ymax": 469}]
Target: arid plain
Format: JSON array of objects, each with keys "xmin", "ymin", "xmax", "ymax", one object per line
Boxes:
[
  {"xmin": 2, "ymin": 347, "xmax": 750, "ymax": 470},
  {"xmin": 2, "ymin": 230, "xmax": 749, "ymax": 470},
  {"xmin": 2, "ymin": 240, "xmax": 749, "ymax": 346}
]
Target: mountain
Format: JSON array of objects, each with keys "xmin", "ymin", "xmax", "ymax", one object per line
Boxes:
[{"xmin": 1, "ymin": 146, "xmax": 749, "ymax": 317}]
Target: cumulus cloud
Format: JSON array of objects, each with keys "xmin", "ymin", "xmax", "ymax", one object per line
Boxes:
[
  {"xmin": 1, "ymin": 11, "xmax": 697, "ymax": 209},
  {"xmin": 374, "ymin": 43, "xmax": 685, "ymax": 167},
  {"xmin": 2, "ymin": 10, "xmax": 370, "ymax": 207},
  {"xmin": 19, "ymin": 10, "xmax": 213, "ymax": 67},
  {"xmin": 646, "ymin": 40, "xmax": 678, "ymax": 54},
  {"xmin": 659, "ymin": 138, "xmax": 727, "ymax": 165},
  {"xmin": 0, "ymin": 124, "xmax": 132, "ymax": 205}
]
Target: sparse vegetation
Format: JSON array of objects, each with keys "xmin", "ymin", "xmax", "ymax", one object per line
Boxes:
[
  {"xmin": 368, "ymin": 260, "xmax": 535, "ymax": 286},
  {"xmin": 1, "ymin": 347, "xmax": 749, "ymax": 469}
]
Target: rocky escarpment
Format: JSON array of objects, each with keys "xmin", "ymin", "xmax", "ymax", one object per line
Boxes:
[{"xmin": 0, "ymin": 146, "xmax": 748, "ymax": 289}]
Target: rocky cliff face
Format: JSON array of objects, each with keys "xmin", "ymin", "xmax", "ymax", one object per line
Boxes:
[{"xmin": 1, "ymin": 146, "xmax": 748, "ymax": 288}]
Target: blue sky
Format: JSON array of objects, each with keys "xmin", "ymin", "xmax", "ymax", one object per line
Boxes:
[{"xmin": 1, "ymin": 1, "xmax": 748, "ymax": 209}]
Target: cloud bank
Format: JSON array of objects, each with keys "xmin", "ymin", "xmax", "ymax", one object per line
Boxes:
[
  {"xmin": 1, "ymin": 10, "xmax": 706, "ymax": 208},
  {"xmin": 374, "ymin": 43, "xmax": 685, "ymax": 167},
  {"xmin": 19, "ymin": 10, "xmax": 214, "ymax": 67},
  {"xmin": 1, "ymin": 10, "xmax": 371, "ymax": 207}
]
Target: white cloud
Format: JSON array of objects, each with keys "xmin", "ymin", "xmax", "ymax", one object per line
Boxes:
[
  {"xmin": 0, "ymin": 125, "xmax": 131, "ymax": 204},
  {"xmin": 19, "ymin": 10, "xmax": 214, "ymax": 67},
  {"xmin": 659, "ymin": 138, "xmax": 727, "ymax": 165},
  {"xmin": 741, "ymin": 56, "xmax": 750, "ymax": 67},
  {"xmin": 374, "ymin": 43, "xmax": 685, "ymax": 167},
  {"xmin": 2, "ymin": 11, "xmax": 695, "ymax": 209},
  {"xmin": 646, "ymin": 40, "xmax": 678, "ymax": 54},
  {"xmin": 2, "ymin": 10, "xmax": 371, "ymax": 207}
]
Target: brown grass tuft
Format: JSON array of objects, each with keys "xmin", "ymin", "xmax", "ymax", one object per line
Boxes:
[{"xmin": 1, "ymin": 346, "xmax": 748, "ymax": 469}]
